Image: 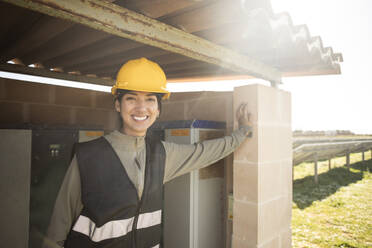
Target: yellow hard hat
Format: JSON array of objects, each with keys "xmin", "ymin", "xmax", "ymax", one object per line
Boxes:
[{"xmin": 111, "ymin": 57, "xmax": 170, "ymax": 99}]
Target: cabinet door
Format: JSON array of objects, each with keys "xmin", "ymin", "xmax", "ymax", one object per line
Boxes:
[
  {"xmin": 29, "ymin": 129, "xmax": 78, "ymax": 248},
  {"xmin": 0, "ymin": 129, "xmax": 32, "ymax": 248}
]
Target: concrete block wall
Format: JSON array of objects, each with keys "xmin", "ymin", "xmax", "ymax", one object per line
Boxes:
[
  {"xmin": 233, "ymin": 84, "xmax": 292, "ymax": 248},
  {"xmin": 0, "ymin": 78, "xmax": 117, "ymax": 130},
  {"xmin": 160, "ymin": 91, "xmax": 233, "ymax": 127}
]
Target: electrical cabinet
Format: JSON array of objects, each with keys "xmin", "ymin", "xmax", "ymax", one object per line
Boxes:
[
  {"xmin": 153, "ymin": 120, "xmax": 226, "ymax": 248},
  {"xmin": 0, "ymin": 126, "xmax": 103, "ymax": 248}
]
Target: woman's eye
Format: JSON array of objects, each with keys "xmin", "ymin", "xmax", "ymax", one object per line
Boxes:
[
  {"xmin": 125, "ymin": 97, "xmax": 136, "ymax": 101},
  {"xmin": 147, "ymin": 98, "xmax": 156, "ymax": 102}
]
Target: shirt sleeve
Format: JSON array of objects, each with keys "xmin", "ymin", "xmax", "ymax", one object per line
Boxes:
[
  {"xmin": 162, "ymin": 126, "xmax": 252, "ymax": 183},
  {"xmin": 43, "ymin": 155, "xmax": 83, "ymax": 248}
]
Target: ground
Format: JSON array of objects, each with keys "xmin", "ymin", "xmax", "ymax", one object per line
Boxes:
[{"xmin": 292, "ymin": 152, "xmax": 372, "ymax": 248}]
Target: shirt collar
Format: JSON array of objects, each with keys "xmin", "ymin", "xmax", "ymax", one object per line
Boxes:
[{"xmin": 106, "ymin": 130, "xmax": 146, "ymax": 151}]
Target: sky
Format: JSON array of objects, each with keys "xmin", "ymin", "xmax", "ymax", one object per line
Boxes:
[
  {"xmin": 1, "ymin": 1, "xmax": 371, "ymax": 134},
  {"xmin": 270, "ymin": 0, "xmax": 372, "ymax": 134}
]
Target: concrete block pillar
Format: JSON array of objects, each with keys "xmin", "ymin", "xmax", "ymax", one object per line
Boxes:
[{"xmin": 232, "ymin": 84, "xmax": 292, "ymax": 248}]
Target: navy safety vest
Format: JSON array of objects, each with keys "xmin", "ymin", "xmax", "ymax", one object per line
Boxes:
[{"xmin": 64, "ymin": 136, "xmax": 166, "ymax": 248}]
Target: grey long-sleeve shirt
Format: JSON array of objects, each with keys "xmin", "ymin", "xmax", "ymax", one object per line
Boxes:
[{"xmin": 45, "ymin": 127, "xmax": 251, "ymax": 247}]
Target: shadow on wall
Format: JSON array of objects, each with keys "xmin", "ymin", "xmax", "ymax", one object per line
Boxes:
[{"xmin": 293, "ymin": 160, "xmax": 371, "ymax": 209}]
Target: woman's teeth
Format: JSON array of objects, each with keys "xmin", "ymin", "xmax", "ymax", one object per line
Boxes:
[{"xmin": 133, "ymin": 116, "xmax": 147, "ymax": 121}]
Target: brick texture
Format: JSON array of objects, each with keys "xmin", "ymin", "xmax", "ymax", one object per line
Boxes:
[
  {"xmin": 55, "ymin": 86, "xmax": 93, "ymax": 107},
  {"xmin": 29, "ymin": 104, "xmax": 71, "ymax": 125},
  {"xmin": 5, "ymin": 79, "xmax": 50, "ymax": 104},
  {"xmin": 0, "ymin": 101, "xmax": 24, "ymax": 123},
  {"xmin": 233, "ymin": 84, "xmax": 292, "ymax": 248},
  {"xmin": 0, "ymin": 79, "xmax": 118, "ymax": 131}
]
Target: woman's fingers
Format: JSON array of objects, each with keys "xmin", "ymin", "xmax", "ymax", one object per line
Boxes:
[{"xmin": 236, "ymin": 103, "xmax": 251, "ymax": 127}]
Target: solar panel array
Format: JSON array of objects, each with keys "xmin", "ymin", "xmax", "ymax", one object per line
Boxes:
[{"xmin": 293, "ymin": 139, "xmax": 372, "ymax": 165}]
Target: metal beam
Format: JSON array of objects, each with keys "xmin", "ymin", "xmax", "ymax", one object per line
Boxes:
[
  {"xmin": 5, "ymin": 0, "xmax": 281, "ymax": 84},
  {"xmin": 0, "ymin": 63, "xmax": 114, "ymax": 86}
]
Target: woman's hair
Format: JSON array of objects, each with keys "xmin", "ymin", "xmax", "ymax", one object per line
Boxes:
[{"xmin": 115, "ymin": 89, "xmax": 163, "ymax": 128}]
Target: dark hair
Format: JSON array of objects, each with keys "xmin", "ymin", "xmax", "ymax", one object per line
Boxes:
[{"xmin": 115, "ymin": 89, "xmax": 163, "ymax": 128}]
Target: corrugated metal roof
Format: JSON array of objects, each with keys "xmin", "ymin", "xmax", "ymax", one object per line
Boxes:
[{"xmin": 0, "ymin": 0, "xmax": 342, "ymax": 84}]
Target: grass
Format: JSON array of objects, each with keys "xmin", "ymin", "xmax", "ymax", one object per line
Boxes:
[{"xmin": 292, "ymin": 152, "xmax": 372, "ymax": 248}]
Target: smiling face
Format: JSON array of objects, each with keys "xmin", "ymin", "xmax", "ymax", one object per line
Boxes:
[{"xmin": 115, "ymin": 91, "xmax": 160, "ymax": 136}]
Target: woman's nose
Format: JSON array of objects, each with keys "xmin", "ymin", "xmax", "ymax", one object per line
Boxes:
[{"xmin": 135, "ymin": 98, "xmax": 146, "ymax": 110}]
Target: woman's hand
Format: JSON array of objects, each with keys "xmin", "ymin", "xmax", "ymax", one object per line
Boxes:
[{"xmin": 236, "ymin": 103, "xmax": 253, "ymax": 137}]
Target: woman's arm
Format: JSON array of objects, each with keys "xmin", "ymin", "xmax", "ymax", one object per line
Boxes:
[{"xmin": 163, "ymin": 103, "xmax": 252, "ymax": 183}]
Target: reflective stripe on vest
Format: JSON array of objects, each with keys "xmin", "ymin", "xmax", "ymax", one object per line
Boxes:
[
  {"xmin": 72, "ymin": 210, "xmax": 162, "ymax": 242},
  {"xmin": 136, "ymin": 209, "xmax": 162, "ymax": 229}
]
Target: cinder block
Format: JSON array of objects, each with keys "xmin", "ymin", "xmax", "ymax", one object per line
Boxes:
[
  {"xmin": 233, "ymin": 84, "xmax": 259, "ymax": 127},
  {"xmin": 0, "ymin": 79, "xmax": 6, "ymax": 99},
  {"xmin": 258, "ymin": 163, "xmax": 281, "ymax": 203},
  {"xmin": 108, "ymin": 111, "xmax": 119, "ymax": 131},
  {"xmin": 258, "ymin": 125, "xmax": 292, "ymax": 163},
  {"xmin": 234, "ymin": 124, "xmax": 258, "ymax": 163},
  {"xmin": 158, "ymin": 101, "xmax": 185, "ymax": 121},
  {"xmin": 5, "ymin": 79, "xmax": 50, "ymax": 103},
  {"xmin": 185, "ymin": 97, "xmax": 227, "ymax": 121},
  {"xmin": 257, "ymin": 85, "xmax": 291, "ymax": 124},
  {"xmin": 75, "ymin": 108, "xmax": 112, "ymax": 128},
  {"xmin": 280, "ymin": 160, "xmax": 293, "ymax": 196},
  {"xmin": 29, "ymin": 104, "xmax": 71, "ymax": 125},
  {"xmin": 168, "ymin": 92, "xmax": 204, "ymax": 102},
  {"xmin": 280, "ymin": 228, "xmax": 292, "ymax": 248},
  {"xmin": 233, "ymin": 161, "xmax": 258, "ymax": 202},
  {"xmin": 278, "ymin": 195, "xmax": 292, "ymax": 230},
  {"xmin": 232, "ymin": 234, "xmax": 256, "ymax": 248},
  {"xmin": 233, "ymin": 200, "xmax": 258, "ymax": 244},
  {"xmin": 55, "ymin": 86, "xmax": 92, "ymax": 107},
  {"xmin": 0, "ymin": 101, "xmax": 23, "ymax": 123},
  {"xmin": 258, "ymin": 198, "xmax": 280, "ymax": 244},
  {"xmin": 258, "ymin": 236, "xmax": 280, "ymax": 248},
  {"xmin": 95, "ymin": 91, "xmax": 114, "ymax": 110}
]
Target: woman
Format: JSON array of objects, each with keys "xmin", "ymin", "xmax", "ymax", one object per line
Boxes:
[{"xmin": 45, "ymin": 58, "xmax": 252, "ymax": 248}]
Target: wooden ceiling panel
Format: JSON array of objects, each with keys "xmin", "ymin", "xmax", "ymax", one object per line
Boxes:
[
  {"xmin": 114, "ymin": 0, "xmax": 202, "ymax": 19},
  {"xmin": 20, "ymin": 25, "xmax": 110, "ymax": 65},
  {"xmin": 0, "ymin": 16, "xmax": 75, "ymax": 64},
  {"xmin": 44, "ymin": 37, "xmax": 141, "ymax": 69},
  {"xmin": 76, "ymin": 46, "xmax": 169, "ymax": 74},
  {"xmin": 0, "ymin": 2, "xmax": 41, "ymax": 56}
]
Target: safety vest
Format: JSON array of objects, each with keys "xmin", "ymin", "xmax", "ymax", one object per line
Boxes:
[{"xmin": 64, "ymin": 136, "xmax": 166, "ymax": 248}]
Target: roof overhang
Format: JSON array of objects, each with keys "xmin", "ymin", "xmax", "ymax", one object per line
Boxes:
[{"xmin": 0, "ymin": 0, "xmax": 342, "ymax": 87}]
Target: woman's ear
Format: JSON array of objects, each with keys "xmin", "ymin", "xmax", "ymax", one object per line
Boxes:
[{"xmin": 115, "ymin": 100, "xmax": 121, "ymax": 112}]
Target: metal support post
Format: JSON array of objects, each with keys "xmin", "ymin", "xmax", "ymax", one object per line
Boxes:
[
  {"xmin": 328, "ymin": 159, "xmax": 331, "ymax": 170},
  {"xmin": 314, "ymin": 153, "xmax": 318, "ymax": 184},
  {"xmin": 362, "ymin": 151, "xmax": 365, "ymax": 161},
  {"xmin": 346, "ymin": 151, "xmax": 350, "ymax": 170}
]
